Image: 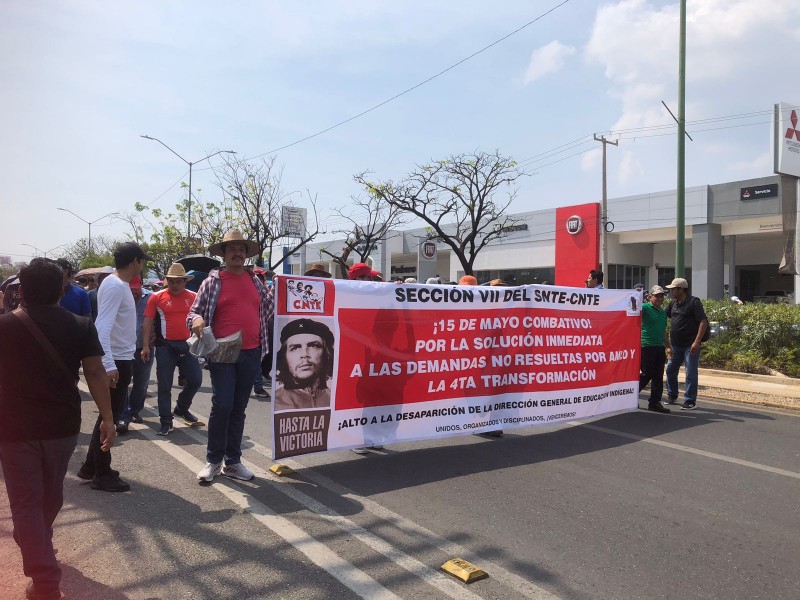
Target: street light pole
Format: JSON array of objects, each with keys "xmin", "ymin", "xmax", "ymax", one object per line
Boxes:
[
  {"xmin": 56, "ymin": 208, "xmax": 119, "ymax": 255},
  {"xmin": 140, "ymin": 135, "xmax": 235, "ymax": 250}
]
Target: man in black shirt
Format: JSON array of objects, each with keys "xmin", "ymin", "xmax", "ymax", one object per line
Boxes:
[
  {"xmin": 664, "ymin": 277, "xmax": 709, "ymax": 410},
  {"xmin": 0, "ymin": 258, "xmax": 116, "ymax": 600}
]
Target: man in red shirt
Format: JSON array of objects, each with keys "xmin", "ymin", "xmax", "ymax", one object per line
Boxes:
[
  {"xmin": 188, "ymin": 231, "xmax": 273, "ymax": 483},
  {"xmin": 142, "ymin": 263, "xmax": 203, "ymax": 436}
]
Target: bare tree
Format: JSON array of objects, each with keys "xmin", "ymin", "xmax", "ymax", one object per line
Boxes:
[
  {"xmin": 214, "ymin": 155, "xmax": 320, "ymax": 270},
  {"xmin": 355, "ymin": 151, "xmax": 525, "ymax": 276},
  {"xmin": 320, "ymin": 193, "xmax": 407, "ymax": 278}
]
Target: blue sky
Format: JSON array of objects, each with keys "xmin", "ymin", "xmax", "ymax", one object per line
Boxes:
[{"xmin": 2, "ymin": 0, "xmax": 798, "ymax": 263}]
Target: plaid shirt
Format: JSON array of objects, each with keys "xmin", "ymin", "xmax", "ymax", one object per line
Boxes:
[{"xmin": 187, "ymin": 269, "xmax": 274, "ymax": 359}]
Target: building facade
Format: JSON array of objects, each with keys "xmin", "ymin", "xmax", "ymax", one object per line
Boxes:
[{"xmin": 290, "ymin": 174, "xmax": 799, "ymax": 303}]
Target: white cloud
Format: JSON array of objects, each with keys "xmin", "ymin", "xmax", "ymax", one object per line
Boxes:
[
  {"xmin": 729, "ymin": 152, "xmax": 772, "ymax": 174},
  {"xmin": 523, "ymin": 41, "xmax": 576, "ymax": 84}
]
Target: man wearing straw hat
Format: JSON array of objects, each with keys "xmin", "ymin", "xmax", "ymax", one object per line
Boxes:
[
  {"xmin": 141, "ymin": 263, "xmax": 203, "ymax": 436},
  {"xmin": 188, "ymin": 230, "xmax": 274, "ymax": 483}
]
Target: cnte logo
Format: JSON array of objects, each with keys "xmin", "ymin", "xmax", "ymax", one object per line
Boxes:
[{"xmin": 566, "ymin": 215, "xmax": 583, "ymax": 235}]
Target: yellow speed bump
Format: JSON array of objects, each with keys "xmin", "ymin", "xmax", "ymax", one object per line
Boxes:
[
  {"xmin": 440, "ymin": 558, "xmax": 488, "ymax": 583},
  {"xmin": 269, "ymin": 464, "xmax": 295, "ymax": 477}
]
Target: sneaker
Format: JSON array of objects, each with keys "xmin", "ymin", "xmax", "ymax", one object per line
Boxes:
[
  {"xmin": 253, "ymin": 388, "xmax": 270, "ymax": 398},
  {"xmin": 26, "ymin": 580, "xmax": 62, "ymax": 600},
  {"xmin": 223, "ymin": 463, "xmax": 255, "ymax": 481},
  {"xmin": 666, "ymin": 395, "xmax": 678, "ymax": 405},
  {"xmin": 130, "ymin": 413, "xmax": 144, "ymax": 424},
  {"xmin": 681, "ymin": 402, "xmax": 697, "ymax": 411},
  {"xmin": 173, "ymin": 408, "xmax": 201, "ymax": 424},
  {"xmin": 157, "ymin": 423, "xmax": 174, "ymax": 436},
  {"xmin": 351, "ymin": 447, "xmax": 370, "ymax": 455},
  {"xmin": 116, "ymin": 420, "xmax": 129, "ymax": 434},
  {"xmin": 648, "ymin": 403, "xmax": 671, "ymax": 414},
  {"xmin": 77, "ymin": 464, "xmax": 119, "ymax": 481},
  {"xmin": 197, "ymin": 461, "xmax": 222, "ymax": 482},
  {"xmin": 90, "ymin": 473, "xmax": 131, "ymax": 492}
]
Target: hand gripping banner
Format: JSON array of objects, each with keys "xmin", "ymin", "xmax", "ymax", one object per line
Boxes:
[{"xmin": 271, "ymin": 276, "xmax": 642, "ymax": 459}]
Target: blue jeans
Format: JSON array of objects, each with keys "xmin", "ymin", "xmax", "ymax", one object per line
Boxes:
[
  {"xmin": 665, "ymin": 345, "xmax": 701, "ymax": 403},
  {"xmin": 206, "ymin": 348, "xmax": 261, "ymax": 465},
  {"xmin": 0, "ymin": 435, "xmax": 78, "ymax": 592},
  {"xmin": 253, "ymin": 369, "xmax": 264, "ymax": 391},
  {"xmin": 121, "ymin": 348, "xmax": 154, "ymax": 422},
  {"xmin": 155, "ymin": 343, "xmax": 202, "ymax": 425}
]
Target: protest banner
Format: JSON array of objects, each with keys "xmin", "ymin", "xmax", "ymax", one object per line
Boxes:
[{"xmin": 271, "ymin": 276, "xmax": 642, "ymax": 459}]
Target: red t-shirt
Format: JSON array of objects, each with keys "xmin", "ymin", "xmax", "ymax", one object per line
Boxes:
[
  {"xmin": 144, "ymin": 289, "xmax": 196, "ymax": 341},
  {"xmin": 214, "ymin": 271, "xmax": 261, "ymax": 350}
]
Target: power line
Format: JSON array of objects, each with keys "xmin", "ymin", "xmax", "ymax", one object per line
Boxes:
[{"xmin": 240, "ymin": 0, "xmax": 572, "ymax": 160}]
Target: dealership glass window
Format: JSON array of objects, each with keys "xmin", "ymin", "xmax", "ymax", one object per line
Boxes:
[
  {"xmin": 606, "ymin": 264, "xmax": 648, "ymax": 289},
  {"xmin": 464, "ymin": 267, "xmax": 555, "ymax": 285}
]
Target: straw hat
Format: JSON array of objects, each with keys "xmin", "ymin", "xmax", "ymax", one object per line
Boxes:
[
  {"xmin": 208, "ymin": 229, "xmax": 260, "ymax": 258},
  {"xmin": 164, "ymin": 263, "xmax": 194, "ymax": 281},
  {"xmin": 304, "ymin": 263, "xmax": 332, "ymax": 278}
]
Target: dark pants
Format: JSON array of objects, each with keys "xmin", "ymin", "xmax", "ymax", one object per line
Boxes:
[
  {"xmin": 206, "ymin": 348, "xmax": 261, "ymax": 465},
  {"xmin": 639, "ymin": 346, "xmax": 666, "ymax": 404},
  {"xmin": 0, "ymin": 435, "xmax": 78, "ymax": 592},
  {"xmin": 121, "ymin": 348, "xmax": 154, "ymax": 423},
  {"xmin": 155, "ymin": 342, "xmax": 202, "ymax": 425},
  {"xmin": 83, "ymin": 359, "xmax": 132, "ymax": 476}
]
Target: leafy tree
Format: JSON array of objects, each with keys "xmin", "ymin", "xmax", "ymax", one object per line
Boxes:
[
  {"xmin": 354, "ymin": 150, "xmax": 525, "ymax": 276},
  {"xmin": 60, "ymin": 236, "xmax": 117, "ymax": 270}
]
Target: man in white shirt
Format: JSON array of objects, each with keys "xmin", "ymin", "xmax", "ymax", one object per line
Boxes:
[{"xmin": 78, "ymin": 242, "xmax": 148, "ymax": 492}]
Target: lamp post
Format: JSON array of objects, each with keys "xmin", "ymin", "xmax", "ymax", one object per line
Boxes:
[
  {"xmin": 22, "ymin": 243, "xmax": 68, "ymax": 258},
  {"xmin": 140, "ymin": 135, "xmax": 235, "ymax": 249},
  {"xmin": 56, "ymin": 208, "xmax": 119, "ymax": 255}
]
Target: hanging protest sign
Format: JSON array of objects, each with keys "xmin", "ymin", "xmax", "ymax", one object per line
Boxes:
[{"xmin": 271, "ymin": 276, "xmax": 642, "ymax": 459}]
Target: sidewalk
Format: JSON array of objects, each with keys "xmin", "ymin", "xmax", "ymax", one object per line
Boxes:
[{"xmin": 674, "ymin": 368, "xmax": 800, "ymax": 410}]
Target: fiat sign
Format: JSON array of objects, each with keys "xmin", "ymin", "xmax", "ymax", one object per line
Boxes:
[
  {"xmin": 566, "ymin": 215, "xmax": 583, "ymax": 235},
  {"xmin": 421, "ymin": 241, "xmax": 437, "ymax": 260}
]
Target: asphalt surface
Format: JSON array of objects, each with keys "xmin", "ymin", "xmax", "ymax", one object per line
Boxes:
[{"xmin": 1, "ymin": 371, "xmax": 799, "ymax": 600}]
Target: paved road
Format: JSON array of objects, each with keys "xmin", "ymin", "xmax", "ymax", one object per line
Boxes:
[{"xmin": 1, "ymin": 372, "xmax": 799, "ymax": 600}]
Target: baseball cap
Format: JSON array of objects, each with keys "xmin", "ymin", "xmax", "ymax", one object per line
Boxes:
[
  {"xmin": 129, "ymin": 275, "xmax": 143, "ymax": 289},
  {"xmin": 113, "ymin": 242, "xmax": 151, "ymax": 267},
  {"xmin": 665, "ymin": 278, "xmax": 689, "ymax": 289},
  {"xmin": 649, "ymin": 285, "xmax": 665, "ymax": 295},
  {"xmin": 348, "ymin": 262, "xmax": 379, "ymax": 280}
]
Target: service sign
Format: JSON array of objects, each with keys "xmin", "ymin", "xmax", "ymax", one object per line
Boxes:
[
  {"xmin": 271, "ymin": 277, "xmax": 641, "ymax": 459},
  {"xmin": 740, "ymin": 184, "xmax": 778, "ymax": 200}
]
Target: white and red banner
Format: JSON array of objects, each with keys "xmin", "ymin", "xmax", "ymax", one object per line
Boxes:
[{"xmin": 271, "ymin": 276, "xmax": 642, "ymax": 459}]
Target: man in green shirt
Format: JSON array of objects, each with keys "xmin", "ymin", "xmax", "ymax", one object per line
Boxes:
[{"xmin": 639, "ymin": 285, "xmax": 670, "ymax": 413}]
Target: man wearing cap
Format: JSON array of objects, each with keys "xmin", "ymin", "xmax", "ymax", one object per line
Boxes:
[
  {"xmin": 348, "ymin": 262, "xmax": 379, "ymax": 281},
  {"xmin": 639, "ymin": 285, "xmax": 671, "ymax": 413},
  {"xmin": 274, "ymin": 319, "xmax": 334, "ymax": 411},
  {"xmin": 189, "ymin": 230, "xmax": 274, "ymax": 483},
  {"xmin": 664, "ymin": 278, "xmax": 708, "ymax": 411},
  {"xmin": 117, "ymin": 276, "xmax": 154, "ymax": 433},
  {"xmin": 79, "ymin": 241, "xmax": 149, "ymax": 492},
  {"xmin": 141, "ymin": 263, "xmax": 202, "ymax": 436}
]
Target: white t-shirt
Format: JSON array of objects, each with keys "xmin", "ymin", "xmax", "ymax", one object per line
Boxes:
[{"xmin": 95, "ymin": 274, "xmax": 136, "ymax": 372}]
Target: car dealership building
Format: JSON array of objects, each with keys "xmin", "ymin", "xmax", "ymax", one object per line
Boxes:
[{"xmin": 288, "ymin": 172, "xmax": 798, "ymax": 303}]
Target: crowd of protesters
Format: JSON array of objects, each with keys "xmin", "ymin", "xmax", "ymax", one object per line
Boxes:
[{"xmin": 0, "ymin": 232, "xmax": 713, "ymax": 598}]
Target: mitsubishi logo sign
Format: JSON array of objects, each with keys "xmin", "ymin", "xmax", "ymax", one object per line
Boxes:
[
  {"xmin": 786, "ymin": 110, "xmax": 800, "ymax": 141},
  {"xmin": 566, "ymin": 215, "xmax": 583, "ymax": 235}
]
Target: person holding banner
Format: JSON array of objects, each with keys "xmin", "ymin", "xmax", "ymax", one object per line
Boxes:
[
  {"xmin": 639, "ymin": 285, "xmax": 671, "ymax": 413},
  {"xmin": 274, "ymin": 319, "xmax": 334, "ymax": 410},
  {"xmin": 188, "ymin": 230, "xmax": 273, "ymax": 483}
]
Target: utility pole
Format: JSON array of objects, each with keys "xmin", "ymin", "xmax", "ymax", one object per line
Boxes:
[
  {"xmin": 594, "ymin": 133, "xmax": 618, "ymax": 273},
  {"xmin": 675, "ymin": 0, "xmax": 687, "ymax": 277}
]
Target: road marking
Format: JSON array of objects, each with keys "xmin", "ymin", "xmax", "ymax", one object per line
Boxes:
[
  {"xmin": 571, "ymin": 421, "xmax": 800, "ymax": 480},
  {"xmin": 154, "ymin": 399, "xmax": 561, "ymax": 600},
  {"xmin": 78, "ymin": 382, "xmax": 399, "ymax": 599}
]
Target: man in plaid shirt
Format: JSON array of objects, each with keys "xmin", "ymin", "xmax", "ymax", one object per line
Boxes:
[{"xmin": 188, "ymin": 230, "xmax": 274, "ymax": 483}]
